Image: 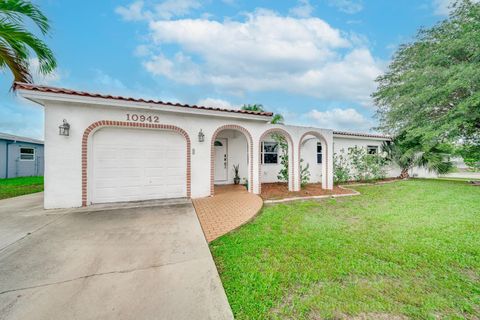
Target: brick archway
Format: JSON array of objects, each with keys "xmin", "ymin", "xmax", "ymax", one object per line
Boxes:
[
  {"xmin": 298, "ymin": 131, "xmax": 329, "ymax": 189},
  {"xmin": 210, "ymin": 124, "xmax": 254, "ymax": 195},
  {"xmin": 81, "ymin": 121, "xmax": 191, "ymax": 207},
  {"xmin": 258, "ymin": 128, "xmax": 294, "ymax": 194}
]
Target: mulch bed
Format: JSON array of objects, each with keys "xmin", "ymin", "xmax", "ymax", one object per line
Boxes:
[{"xmin": 260, "ymin": 183, "xmax": 355, "ymax": 200}]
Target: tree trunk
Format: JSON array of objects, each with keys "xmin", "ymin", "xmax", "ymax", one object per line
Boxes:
[{"xmin": 399, "ymin": 168, "xmax": 410, "ymax": 179}]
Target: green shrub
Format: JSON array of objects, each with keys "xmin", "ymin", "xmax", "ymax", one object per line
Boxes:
[
  {"xmin": 334, "ymin": 149, "xmax": 351, "ymax": 184},
  {"xmin": 334, "ymin": 147, "xmax": 389, "ymax": 184},
  {"xmin": 300, "ymin": 159, "xmax": 310, "ymax": 188}
]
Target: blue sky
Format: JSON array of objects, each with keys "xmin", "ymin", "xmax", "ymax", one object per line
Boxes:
[{"xmin": 0, "ymin": 0, "xmax": 454, "ymax": 139}]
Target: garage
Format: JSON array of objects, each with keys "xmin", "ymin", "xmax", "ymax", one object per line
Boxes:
[{"xmin": 91, "ymin": 127, "xmax": 187, "ymax": 204}]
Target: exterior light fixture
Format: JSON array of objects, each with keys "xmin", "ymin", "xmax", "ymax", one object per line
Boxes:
[
  {"xmin": 59, "ymin": 119, "xmax": 70, "ymax": 136},
  {"xmin": 198, "ymin": 129, "xmax": 205, "ymax": 142}
]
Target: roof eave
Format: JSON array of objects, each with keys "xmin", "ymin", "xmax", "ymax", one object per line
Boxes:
[
  {"xmin": 333, "ymin": 132, "xmax": 391, "ymax": 141},
  {"xmin": 17, "ymin": 89, "xmax": 274, "ymax": 122}
]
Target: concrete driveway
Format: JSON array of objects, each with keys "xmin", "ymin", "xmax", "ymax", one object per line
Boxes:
[{"xmin": 0, "ymin": 193, "xmax": 233, "ymax": 320}]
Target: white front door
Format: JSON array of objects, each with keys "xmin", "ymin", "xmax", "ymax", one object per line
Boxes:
[
  {"xmin": 214, "ymin": 138, "xmax": 228, "ymax": 182},
  {"xmin": 91, "ymin": 127, "xmax": 187, "ymax": 204}
]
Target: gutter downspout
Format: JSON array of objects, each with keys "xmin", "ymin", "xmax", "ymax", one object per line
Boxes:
[{"xmin": 5, "ymin": 140, "xmax": 13, "ymax": 178}]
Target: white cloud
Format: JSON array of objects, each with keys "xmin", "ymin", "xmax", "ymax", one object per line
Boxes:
[
  {"xmin": 433, "ymin": 0, "xmax": 479, "ymax": 15},
  {"xmin": 289, "ymin": 0, "xmax": 314, "ymax": 18},
  {"xmin": 307, "ymin": 108, "xmax": 373, "ymax": 131},
  {"xmin": 115, "ymin": 1, "xmax": 149, "ymax": 21},
  {"xmin": 139, "ymin": 10, "xmax": 382, "ymax": 105},
  {"xmin": 134, "ymin": 44, "xmax": 152, "ymax": 57},
  {"xmin": 29, "ymin": 58, "xmax": 63, "ymax": 85},
  {"xmin": 197, "ymin": 97, "xmax": 235, "ymax": 109},
  {"xmin": 115, "ymin": 0, "xmax": 201, "ymax": 21},
  {"xmin": 0, "ymin": 101, "xmax": 44, "ymax": 139},
  {"xmin": 328, "ymin": 0, "xmax": 363, "ymax": 14},
  {"xmin": 93, "ymin": 69, "xmax": 127, "ymax": 91},
  {"xmin": 153, "ymin": 0, "xmax": 201, "ymax": 20},
  {"xmin": 433, "ymin": 0, "xmax": 453, "ymax": 15},
  {"xmin": 89, "ymin": 69, "xmax": 163, "ymax": 101}
]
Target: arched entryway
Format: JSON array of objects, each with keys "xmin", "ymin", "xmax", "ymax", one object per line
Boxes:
[
  {"xmin": 298, "ymin": 131, "xmax": 329, "ymax": 189},
  {"xmin": 258, "ymin": 128, "xmax": 295, "ymax": 194},
  {"xmin": 210, "ymin": 125, "xmax": 254, "ymax": 195}
]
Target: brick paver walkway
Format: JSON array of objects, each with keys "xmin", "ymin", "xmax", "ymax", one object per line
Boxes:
[{"xmin": 192, "ymin": 185, "xmax": 263, "ymax": 242}]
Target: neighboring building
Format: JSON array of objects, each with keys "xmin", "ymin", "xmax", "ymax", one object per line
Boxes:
[
  {"xmin": 16, "ymin": 83, "xmax": 414, "ymax": 209},
  {"xmin": 0, "ymin": 132, "xmax": 44, "ymax": 179}
]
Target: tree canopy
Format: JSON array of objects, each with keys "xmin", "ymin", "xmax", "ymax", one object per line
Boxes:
[
  {"xmin": 241, "ymin": 103, "xmax": 284, "ymax": 124},
  {"xmin": 0, "ymin": 0, "xmax": 56, "ymax": 85},
  {"xmin": 373, "ymin": 0, "xmax": 480, "ymax": 163}
]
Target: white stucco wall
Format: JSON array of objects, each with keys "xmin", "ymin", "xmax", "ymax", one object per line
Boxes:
[
  {"xmin": 300, "ymin": 138, "xmax": 323, "ymax": 184},
  {"xmin": 41, "ymin": 101, "xmax": 273, "ymax": 208},
  {"xmin": 21, "ymin": 88, "xmax": 416, "ymax": 209},
  {"xmin": 332, "ymin": 135, "xmax": 439, "ymax": 179},
  {"xmin": 216, "ymin": 129, "xmax": 248, "ymax": 184},
  {"xmin": 332, "ymin": 136, "xmax": 399, "ymax": 178}
]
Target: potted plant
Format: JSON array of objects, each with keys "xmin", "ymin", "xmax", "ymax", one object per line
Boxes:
[{"xmin": 233, "ymin": 164, "xmax": 240, "ymax": 184}]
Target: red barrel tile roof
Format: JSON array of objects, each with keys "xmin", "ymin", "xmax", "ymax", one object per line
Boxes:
[
  {"xmin": 333, "ymin": 130, "xmax": 391, "ymax": 139},
  {"xmin": 14, "ymin": 82, "xmax": 274, "ymax": 117}
]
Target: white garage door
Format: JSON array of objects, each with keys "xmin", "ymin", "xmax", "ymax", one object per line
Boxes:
[{"xmin": 91, "ymin": 128, "xmax": 187, "ymax": 204}]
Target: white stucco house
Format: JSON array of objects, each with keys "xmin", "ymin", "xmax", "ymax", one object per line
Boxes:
[{"xmin": 16, "ymin": 83, "xmax": 402, "ymax": 209}]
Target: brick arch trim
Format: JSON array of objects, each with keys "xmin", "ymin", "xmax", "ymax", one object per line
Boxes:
[
  {"xmin": 298, "ymin": 131, "xmax": 329, "ymax": 188},
  {"xmin": 258, "ymin": 128, "xmax": 294, "ymax": 194},
  {"xmin": 210, "ymin": 124, "xmax": 254, "ymax": 195},
  {"xmin": 81, "ymin": 121, "xmax": 191, "ymax": 207}
]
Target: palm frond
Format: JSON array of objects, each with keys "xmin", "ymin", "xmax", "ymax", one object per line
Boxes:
[
  {"xmin": 0, "ymin": 0, "xmax": 50, "ymax": 34},
  {"xmin": 271, "ymin": 113, "xmax": 284, "ymax": 124},
  {"xmin": 241, "ymin": 104, "xmax": 265, "ymax": 112},
  {"xmin": 417, "ymin": 150, "xmax": 454, "ymax": 174},
  {"xmin": 0, "ymin": 40, "xmax": 31, "ymax": 83},
  {"xmin": 0, "ymin": 21, "xmax": 56, "ymax": 75}
]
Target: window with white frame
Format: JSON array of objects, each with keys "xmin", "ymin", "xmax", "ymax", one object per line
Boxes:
[
  {"xmin": 367, "ymin": 145, "xmax": 378, "ymax": 155},
  {"xmin": 20, "ymin": 147, "xmax": 35, "ymax": 161},
  {"xmin": 262, "ymin": 141, "xmax": 278, "ymax": 164},
  {"xmin": 317, "ymin": 143, "xmax": 322, "ymax": 164}
]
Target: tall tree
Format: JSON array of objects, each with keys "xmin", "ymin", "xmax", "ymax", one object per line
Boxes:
[
  {"xmin": 241, "ymin": 104, "xmax": 284, "ymax": 124},
  {"xmin": 0, "ymin": 0, "xmax": 56, "ymax": 86},
  {"xmin": 373, "ymin": 0, "xmax": 479, "ymax": 162},
  {"xmin": 241, "ymin": 104, "xmax": 264, "ymax": 112}
]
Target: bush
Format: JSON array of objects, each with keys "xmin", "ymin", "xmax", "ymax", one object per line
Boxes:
[
  {"xmin": 300, "ymin": 159, "xmax": 310, "ymax": 188},
  {"xmin": 334, "ymin": 147, "xmax": 389, "ymax": 184},
  {"xmin": 334, "ymin": 149, "xmax": 351, "ymax": 184},
  {"xmin": 273, "ymin": 134, "xmax": 289, "ymax": 183}
]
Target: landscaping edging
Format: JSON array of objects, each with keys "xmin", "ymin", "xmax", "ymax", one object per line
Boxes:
[{"xmin": 263, "ymin": 186, "xmax": 360, "ymax": 204}]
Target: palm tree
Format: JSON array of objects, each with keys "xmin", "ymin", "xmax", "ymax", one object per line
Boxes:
[
  {"xmin": 382, "ymin": 138, "xmax": 453, "ymax": 179},
  {"xmin": 241, "ymin": 104, "xmax": 264, "ymax": 112},
  {"xmin": 0, "ymin": 0, "xmax": 56, "ymax": 86},
  {"xmin": 241, "ymin": 104, "xmax": 284, "ymax": 124},
  {"xmin": 271, "ymin": 113, "xmax": 284, "ymax": 124}
]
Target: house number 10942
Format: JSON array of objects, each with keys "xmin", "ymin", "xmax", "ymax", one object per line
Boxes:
[{"xmin": 126, "ymin": 113, "xmax": 160, "ymax": 123}]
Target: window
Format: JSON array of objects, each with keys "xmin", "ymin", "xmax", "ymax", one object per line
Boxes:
[
  {"xmin": 367, "ymin": 145, "xmax": 378, "ymax": 155},
  {"xmin": 20, "ymin": 147, "xmax": 35, "ymax": 161},
  {"xmin": 262, "ymin": 141, "xmax": 278, "ymax": 164},
  {"xmin": 317, "ymin": 143, "xmax": 322, "ymax": 164},
  {"xmin": 214, "ymin": 140, "xmax": 223, "ymax": 146}
]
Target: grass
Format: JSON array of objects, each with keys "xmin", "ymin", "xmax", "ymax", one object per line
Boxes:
[
  {"xmin": 0, "ymin": 176, "xmax": 44, "ymax": 200},
  {"xmin": 210, "ymin": 179, "xmax": 480, "ymax": 319}
]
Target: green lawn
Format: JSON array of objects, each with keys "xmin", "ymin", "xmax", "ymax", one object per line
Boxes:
[
  {"xmin": 210, "ymin": 179, "xmax": 480, "ymax": 319},
  {"xmin": 0, "ymin": 176, "xmax": 44, "ymax": 200}
]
